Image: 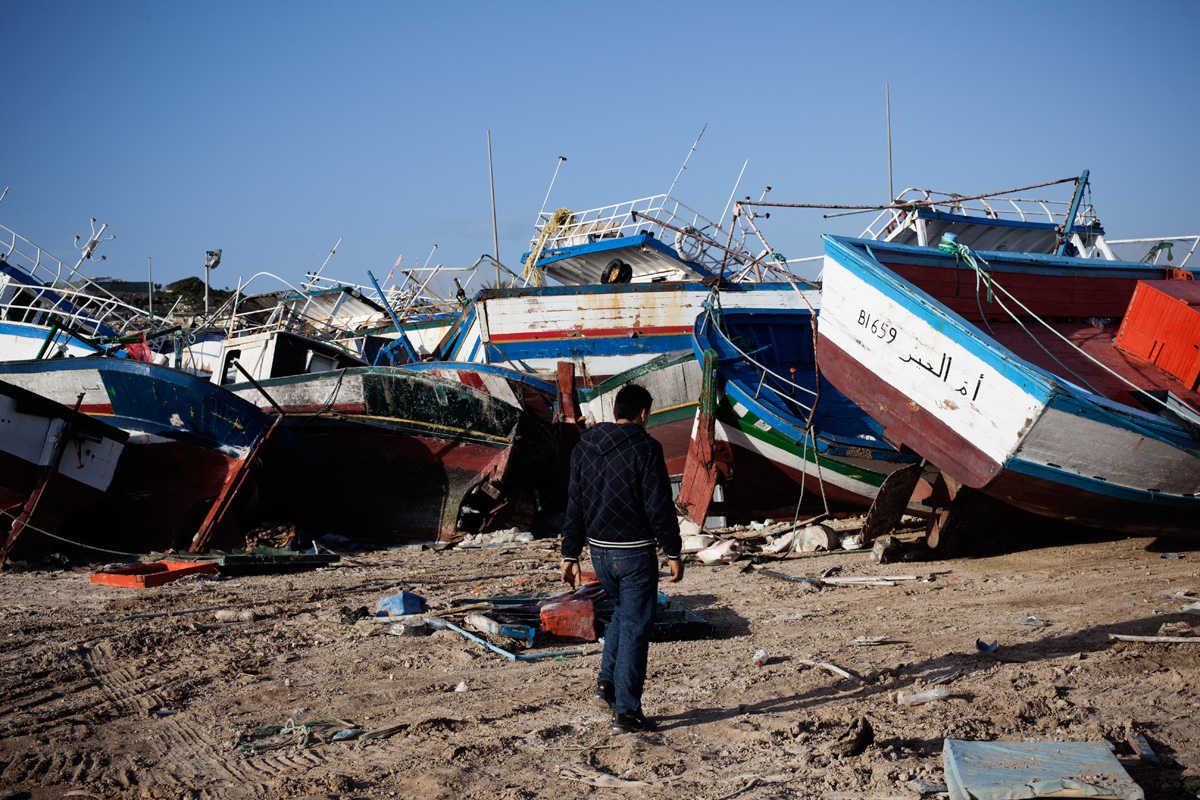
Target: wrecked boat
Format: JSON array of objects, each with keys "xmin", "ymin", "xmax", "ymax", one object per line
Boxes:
[
  {"xmin": 0, "ymin": 357, "xmax": 312, "ymax": 551},
  {"xmin": 226, "ymin": 366, "xmax": 558, "ymax": 541},
  {"xmin": 817, "ymin": 232, "xmax": 1200, "ymax": 538},
  {"xmin": 0, "ymin": 380, "xmax": 128, "ymax": 561},
  {"xmin": 675, "ymin": 299, "xmax": 929, "ymax": 525}
]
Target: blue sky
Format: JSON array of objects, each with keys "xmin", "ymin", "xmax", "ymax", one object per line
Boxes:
[{"xmin": 4, "ymin": 2, "xmax": 1197, "ymax": 294}]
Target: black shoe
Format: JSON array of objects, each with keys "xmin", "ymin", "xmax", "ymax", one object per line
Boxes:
[
  {"xmin": 591, "ymin": 683, "xmax": 614, "ymax": 710},
  {"xmin": 610, "ymin": 710, "xmax": 657, "ymax": 734}
]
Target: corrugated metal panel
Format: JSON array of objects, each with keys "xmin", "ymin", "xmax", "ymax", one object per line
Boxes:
[{"xmin": 1116, "ymin": 279, "xmax": 1200, "ymax": 389}]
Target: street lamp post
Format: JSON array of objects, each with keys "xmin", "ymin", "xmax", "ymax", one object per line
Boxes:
[{"xmin": 204, "ymin": 249, "xmax": 222, "ymax": 321}]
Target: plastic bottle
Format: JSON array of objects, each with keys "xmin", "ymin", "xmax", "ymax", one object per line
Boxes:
[
  {"xmin": 752, "ymin": 649, "xmax": 769, "ymax": 667},
  {"xmin": 897, "ymin": 687, "xmax": 949, "ymax": 705}
]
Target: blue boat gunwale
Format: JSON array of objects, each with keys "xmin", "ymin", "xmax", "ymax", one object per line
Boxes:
[
  {"xmin": 823, "ymin": 235, "xmax": 1200, "ymax": 450},
  {"xmin": 692, "ymin": 304, "xmax": 912, "ymax": 459},
  {"xmin": 907, "ymin": 208, "xmax": 1107, "ymax": 237},
  {"xmin": 0, "ymin": 258, "xmax": 118, "ymax": 338}
]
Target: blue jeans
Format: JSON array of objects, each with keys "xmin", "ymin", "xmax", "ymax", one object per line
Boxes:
[{"xmin": 591, "ymin": 545, "xmax": 659, "ymax": 716}]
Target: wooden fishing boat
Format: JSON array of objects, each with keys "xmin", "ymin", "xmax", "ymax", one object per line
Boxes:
[
  {"xmin": 817, "ymin": 233, "xmax": 1200, "ymax": 537},
  {"xmin": 227, "ymin": 366, "xmax": 558, "ymax": 541},
  {"xmin": 676, "ymin": 302, "xmax": 928, "ymax": 524},
  {"xmin": 0, "ymin": 380, "xmax": 128, "ymax": 560},
  {"xmin": 0, "ymin": 357, "xmax": 297, "ymax": 550}
]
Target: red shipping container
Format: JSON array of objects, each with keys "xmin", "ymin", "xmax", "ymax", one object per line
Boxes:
[
  {"xmin": 1115, "ymin": 279, "xmax": 1200, "ymax": 390},
  {"xmin": 539, "ymin": 599, "xmax": 597, "ymax": 643}
]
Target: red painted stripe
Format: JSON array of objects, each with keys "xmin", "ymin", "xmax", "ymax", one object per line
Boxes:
[
  {"xmin": 817, "ymin": 335, "xmax": 1001, "ymax": 488},
  {"xmin": 490, "ymin": 325, "xmax": 692, "ymax": 344},
  {"xmin": 456, "ymin": 371, "xmax": 487, "ymax": 392},
  {"xmin": 80, "ymin": 404, "xmax": 114, "ymax": 414}
]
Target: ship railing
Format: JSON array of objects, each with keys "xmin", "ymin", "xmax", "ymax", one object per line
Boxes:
[
  {"xmin": 0, "ymin": 223, "xmax": 159, "ymax": 336},
  {"xmin": 530, "ymin": 194, "xmax": 754, "ymax": 272},
  {"xmin": 860, "ymin": 188, "xmax": 1100, "ymax": 242},
  {"xmin": 1105, "ymin": 236, "xmax": 1200, "ymax": 269},
  {"xmin": 699, "ymin": 308, "xmax": 818, "ymax": 422}
]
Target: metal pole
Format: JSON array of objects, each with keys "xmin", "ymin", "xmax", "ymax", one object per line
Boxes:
[
  {"xmin": 886, "ymin": 83, "xmax": 894, "ymax": 203},
  {"xmin": 147, "ymin": 256, "xmax": 153, "ymax": 315},
  {"xmin": 204, "ymin": 264, "xmax": 210, "ymax": 320},
  {"xmin": 487, "ymin": 130, "xmax": 500, "ymax": 285},
  {"xmin": 538, "ymin": 156, "xmax": 567, "ymax": 221},
  {"xmin": 719, "ymin": 159, "xmax": 749, "ymax": 231},
  {"xmin": 666, "ymin": 122, "xmax": 707, "ymax": 198}
]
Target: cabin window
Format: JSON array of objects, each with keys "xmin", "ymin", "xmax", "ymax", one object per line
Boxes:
[{"xmin": 306, "ymin": 352, "xmax": 339, "ymax": 373}]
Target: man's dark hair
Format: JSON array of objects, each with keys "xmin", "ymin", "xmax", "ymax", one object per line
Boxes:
[{"xmin": 613, "ymin": 384, "xmax": 653, "ymax": 421}]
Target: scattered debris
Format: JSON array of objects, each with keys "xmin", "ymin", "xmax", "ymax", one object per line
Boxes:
[
  {"xmin": 1108, "ymin": 633, "xmax": 1200, "ymax": 644},
  {"xmin": 1157, "ymin": 621, "xmax": 1193, "ymax": 637},
  {"xmin": 752, "ymin": 649, "xmax": 768, "ymax": 667},
  {"xmin": 681, "ymin": 534, "xmax": 717, "ymax": 553},
  {"xmin": 847, "ymin": 635, "xmax": 892, "ymax": 646},
  {"xmin": 796, "ymin": 658, "xmax": 861, "ymax": 683},
  {"xmin": 91, "ymin": 560, "xmax": 218, "ymax": 589},
  {"xmin": 897, "ymin": 687, "xmax": 949, "ymax": 706},
  {"xmin": 824, "ymin": 716, "xmax": 873, "ymax": 757},
  {"xmin": 376, "ymin": 590, "xmax": 428, "ymax": 617},
  {"xmin": 975, "ymin": 638, "xmax": 999, "ymax": 654},
  {"xmin": 799, "ymin": 524, "xmax": 837, "ymax": 552},
  {"xmin": 907, "ymin": 778, "xmax": 948, "ymax": 795},
  {"xmin": 557, "ymin": 763, "xmax": 651, "ymax": 789},
  {"xmin": 1126, "ymin": 731, "xmax": 1159, "ymax": 765},
  {"xmin": 696, "ymin": 538, "xmax": 742, "ymax": 564},
  {"xmin": 1014, "ymin": 615, "xmax": 1049, "ymax": 627}
]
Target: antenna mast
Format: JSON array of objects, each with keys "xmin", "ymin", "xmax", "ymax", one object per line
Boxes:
[{"xmin": 666, "ymin": 122, "xmax": 708, "ymax": 197}]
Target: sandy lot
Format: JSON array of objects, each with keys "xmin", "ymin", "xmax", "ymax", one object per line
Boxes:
[{"xmin": 1, "ymin": 523, "xmax": 1198, "ymax": 800}]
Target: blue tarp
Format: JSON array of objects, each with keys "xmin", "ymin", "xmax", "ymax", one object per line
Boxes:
[{"xmin": 943, "ymin": 739, "xmax": 1143, "ymax": 800}]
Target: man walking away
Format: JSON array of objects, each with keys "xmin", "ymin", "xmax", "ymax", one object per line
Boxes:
[{"xmin": 561, "ymin": 384, "xmax": 683, "ymax": 734}]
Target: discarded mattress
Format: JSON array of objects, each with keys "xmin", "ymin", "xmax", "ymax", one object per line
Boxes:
[{"xmin": 942, "ymin": 739, "xmax": 1143, "ymax": 800}]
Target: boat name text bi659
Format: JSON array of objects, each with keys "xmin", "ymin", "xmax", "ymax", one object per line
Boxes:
[{"xmin": 856, "ymin": 310, "xmax": 898, "ymax": 344}]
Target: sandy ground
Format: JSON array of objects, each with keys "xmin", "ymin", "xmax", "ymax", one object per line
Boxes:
[{"xmin": 1, "ymin": 523, "xmax": 1198, "ymax": 800}]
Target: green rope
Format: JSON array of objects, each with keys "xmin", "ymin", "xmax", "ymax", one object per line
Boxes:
[
  {"xmin": 938, "ymin": 236, "xmax": 995, "ymax": 305},
  {"xmin": 0, "ymin": 507, "xmax": 145, "ymax": 558}
]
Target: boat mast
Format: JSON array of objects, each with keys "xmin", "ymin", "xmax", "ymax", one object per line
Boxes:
[
  {"xmin": 886, "ymin": 83, "xmax": 894, "ymax": 203},
  {"xmin": 1055, "ymin": 169, "xmax": 1090, "ymax": 256},
  {"xmin": 667, "ymin": 122, "xmax": 707, "ymax": 198},
  {"xmin": 487, "ymin": 131, "xmax": 500, "ymax": 286}
]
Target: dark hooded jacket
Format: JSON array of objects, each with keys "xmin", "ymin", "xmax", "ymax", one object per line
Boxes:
[{"xmin": 561, "ymin": 422, "xmax": 681, "ymax": 562}]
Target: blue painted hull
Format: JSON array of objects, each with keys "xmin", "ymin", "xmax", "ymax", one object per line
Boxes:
[{"xmin": 691, "ymin": 305, "xmax": 925, "ymax": 515}]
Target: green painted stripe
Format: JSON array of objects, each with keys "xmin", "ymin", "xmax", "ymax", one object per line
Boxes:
[{"xmin": 718, "ymin": 399, "xmax": 887, "ymax": 487}]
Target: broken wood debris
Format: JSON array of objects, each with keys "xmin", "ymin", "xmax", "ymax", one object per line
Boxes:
[
  {"xmin": 1109, "ymin": 633, "xmax": 1200, "ymax": 643},
  {"xmin": 796, "ymin": 658, "xmax": 862, "ymax": 683}
]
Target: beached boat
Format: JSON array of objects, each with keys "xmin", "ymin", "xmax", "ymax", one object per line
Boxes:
[
  {"xmin": 0, "ymin": 220, "xmax": 171, "ymax": 362},
  {"xmin": 675, "ymin": 301, "xmax": 928, "ymax": 524},
  {"xmin": 226, "ymin": 366, "xmax": 558, "ymax": 541},
  {"xmin": 0, "ymin": 357, "xmax": 300, "ymax": 550},
  {"xmin": 435, "ymin": 281, "xmax": 809, "ymax": 381},
  {"xmin": 0, "ymin": 380, "xmax": 128, "ymax": 560},
  {"xmin": 522, "ymin": 194, "xmax": 759, "ymax": 286},
  {"xmin": 817, "ymin": 233, "xmax": 1200, "ymax": 537}
]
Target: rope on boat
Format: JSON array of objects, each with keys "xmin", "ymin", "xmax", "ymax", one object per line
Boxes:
[
  {"xmin": 523, "ymin": 207, "xmax": 574, "ymax": 287},
  {"xmin": 0, "ymin": 507, "xmax": 145, "ymax": 557},
  {"xmin": 938, "ymin": 237, "xmax": 1200, "ymax": 427},
  {"xmin": 704, "ymin": 290, "xmax": 831, "ymax": 555}
]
